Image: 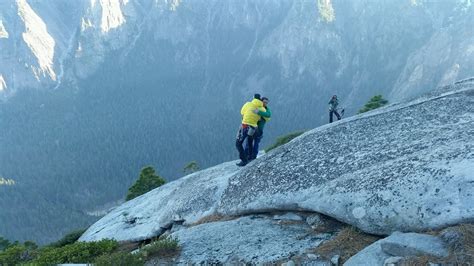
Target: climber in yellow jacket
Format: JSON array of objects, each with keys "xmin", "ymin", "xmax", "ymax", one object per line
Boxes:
[
  {"xmin": 245, "ymin": 96, "xmax": 271, "ymax": 160},
  {"xmin": 236, "ymin": 94, "xmax": 265, "ymax": 166}
]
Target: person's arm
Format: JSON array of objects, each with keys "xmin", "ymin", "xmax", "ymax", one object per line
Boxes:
[
  {"xmin": 241, "ymin": 103, "xmax": 249, "ymax": 116},
  {"xmin": 257, "ymin": 107, "xmax": 271, "ymax": 118}
]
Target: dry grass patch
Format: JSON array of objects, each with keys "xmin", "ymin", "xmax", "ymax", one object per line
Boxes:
[
  {"xmin": 190, "ymin": 214, "xmax": 238, "ymax": 226},
  {"xmin": 277, "ymin": 220, "xmax": 306, "ymax": 226},
  {"xmin": 402, "ymin": 223, "xmax": 474, "ymax": 265},
  {"xmin": 457, "ymin": 224, "xmax": 474, "ymax": 256},
  {"xmin": 141, "ymin": 236, "xmax": 180, "ymax": 259},
  {"xmin": 311, "ymin": 217, "xmax": 345, "ymax": 234},
  {"xmin": 315, "ymin": 226, "xmax": 381, "ymax": 263},
  {"xmin": 401, "ymin": 253, "xmax": 473, "ymax": 266}
]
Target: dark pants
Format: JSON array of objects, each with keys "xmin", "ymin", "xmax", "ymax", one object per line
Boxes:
[
  {"xmin": 329, "ymin": 110, "xmax": 341, "ymax": 123},
  {"xmin": 245, "ymin": 128, "xmax": 263, "ymax": 160},
  {"xmin": 236, "ymin": 125, "xmax": 256, "ymax": 163}
]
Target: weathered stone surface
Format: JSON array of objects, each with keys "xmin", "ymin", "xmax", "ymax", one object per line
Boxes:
[
  {"xmin": 380, "ymin": 232, "xmax": 449, "ymax": 258},
  {"xmin": 81, "ymin": 82, "xmax": 474, "ymax": 244},
  {"xmin": 306, "ymin": 253, "xmax": 319, "ymax": 259},
  {"xmin": 345, "ymin": 231, "xmax": 449, "ymax": 266},
  {"xmin": 294, "ymin": 253, "xmax": 333, "ymax": 266},
  {"xmin": 330, "ymin": 254, "xmax": 340, "ymax": 265},
  {"xmin": 169, "ymin": 216, "xmax": 330, "ymax": 264},
  {"xmin": 273, "ymin": 212, "xmax": 303, "ymax": 221},
  {"xmin": 302, "ymin": 259, "xmax": 332, "ymax": 266},
  {"xmin": 306, "ymin": 214, "xmax": 324, "ymax": 227},
  {"xmin": 383, "ymin": 256, "xmax": 404, "ymax": 266},
  {"xmin": 218, "ymin": 83, "xmax": 474, "ymax": 235},
  {"xmin": 80, "ymin": 161, "xmax": 241, "ymax": 242},
  {"xmin": 344, "ymin": 236, "xmax": 391, "ymax": 266}
]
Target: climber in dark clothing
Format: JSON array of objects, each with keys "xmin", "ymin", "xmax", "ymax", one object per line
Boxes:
[
  {"xmin": 328, "ymin": 95, "xmax": 342, "ymax": 123},
  {"xmin": 245, "ymin": 97, "xmax": 271, "ymax": 161}
]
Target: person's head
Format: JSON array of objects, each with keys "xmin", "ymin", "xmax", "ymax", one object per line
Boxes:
[
  {"xmin": 254, "ymin": 93, "xmax": 261, "ymax": 100},
  {"xmin": 261, "ymin": 97, "xmax": 269, "ymax": 107},
  {"xmin": 332, "ymin": 95, "xmax": 337, "ymax": 99}
]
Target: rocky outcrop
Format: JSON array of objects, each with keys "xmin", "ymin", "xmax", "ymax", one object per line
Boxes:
[
  {"xmin": 168, "ymin": 214, "xmax": 330, "ymax": 264},
  {"xmin": 344, "ymin": 232, "xmax": 449, "ymax": 266},
  {"xmin": 17, "ymin": 0, "xmax": 56, "ymax": 81},
  {"xmin": 217, "ymin": 81, "xmax": 474, "ymax": 235},
  {"xmin": 380, "ymin": 232, "xmax": 448, "ymax": 258},
  {"xmin": 80, "ymin": 161, "xmax": 240, "ymax": 242},
  {"xmin": 81, "ymin": 81, "xmax": 474, "ymax": 249}
]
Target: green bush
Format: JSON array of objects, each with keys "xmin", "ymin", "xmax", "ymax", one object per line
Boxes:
[
  {"xmin": 126, "ymin": 166, "xmax": 166, "ymax": 201},
  {"xmin": 48, "ymin": 228, "xmax": 87, "ymax": 248},
  {"xmin": 0, "ymin": 235, "xmax": 178, "ymax": 265},
  {"xmin": 0, "ymin": 236, "xmax": 12, "ymax": 251},
  {"xmin": 32, "ymin": 239, "xmax": 118, "ymax": 265},
  {"xmin": 0, "ymin": 244, "xmax": 37, "ymax": 265},
  {"xmin": 358, "ymin": 95, "xmax": 389, "ymax": 114},
  {"xmin": 183, "ymin": 161, "xmax": 200, "ymax": 175},
  {"xmin": 94, "ymin": 251, "xmax": 144, "ymax": 266},
  {"xmin": 265, "ymin": 131, "xmax": 306, "ymax": 153},
  {"xmin": 140, "ymin": 236, "xmax": 180, "ymax": 259}
]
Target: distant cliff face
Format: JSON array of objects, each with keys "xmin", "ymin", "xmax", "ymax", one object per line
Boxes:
[
  {"xmin": 0, "ymin": 0, "xmax": 473, "ymax": 244},
  {"xmin": 1, "ymin": 0, "xmax": 473, "ymax": 102}
]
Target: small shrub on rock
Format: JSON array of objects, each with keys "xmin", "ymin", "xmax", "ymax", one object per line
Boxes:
[
  {"xmin": 183, "ymin": 161, "xmax": 200, "ymax": 175},
  {"xmin": 0, "ymin": 244, "xmax": 38, "ymax": 265},
  {"xmin": 358, "ymin": 95, "xmax": 388, "ymax": 114},
  {"xmin": 48, "ymin": 228, "xmax": 87, "ymax": 248},
  {"xmin": 32, "ymin": 239, "xmax": 118, "ymax": 265},
  {"xmin": 0, "ymin": 236, "xmax": 13, "ymax": 251},
  {"xmin": 141, "ymin": 236, "xmax": 180, "ymax": 259},
  {"xmin": 94, "ymin": 251, "xmax": 144, "ymax": 266},
  {"xmin": 265, "ymin": 131, "xmax": 306, "ymax": 153}
]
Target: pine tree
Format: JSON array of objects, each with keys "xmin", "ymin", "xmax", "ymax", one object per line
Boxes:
[
  {"xmin": 183, "ymin": 161, "xmax": 200, "ymax": 175},
  {"xmin": 0, "ymin": 236, "xmax": 11, "ymax": 251},
  {"xmin": 358, "ymin": 95, "xmax": 389, "ymax": 114},
  {"xmin": 125, "ymin": 166, "xmax": 165, "ymax": 201}
]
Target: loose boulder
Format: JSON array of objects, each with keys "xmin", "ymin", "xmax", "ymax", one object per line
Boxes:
[
  {"xmin": 380, "ymin": 232, "xmax": 448, "ymax": 258},
  {"xmin": 344, "ymin": 232, "xmax": 449, "ymax": 265}
]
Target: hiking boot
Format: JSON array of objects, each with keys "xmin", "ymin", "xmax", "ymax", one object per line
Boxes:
[{"xmin": 236, "ymin": 160, "xmax": 247, "ymax": 167}]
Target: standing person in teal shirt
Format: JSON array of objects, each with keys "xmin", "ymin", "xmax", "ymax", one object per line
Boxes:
[{"xmin": 246, "ymin": 97, "xmax": 271, "ymax": 161}]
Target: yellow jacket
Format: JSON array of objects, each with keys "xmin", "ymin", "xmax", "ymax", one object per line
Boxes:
[{"xmin": 240, "ymin": 99, "xmax": 265, "ymax": 127}]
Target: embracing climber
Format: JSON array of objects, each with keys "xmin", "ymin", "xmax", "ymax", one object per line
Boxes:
[
  {"xmin": 245, "ymin": 96, "xmax": 271, "ymax": 161},
  {"xmin": 235, "ymin": 94, "xmax": 266, "ymax": 167}
]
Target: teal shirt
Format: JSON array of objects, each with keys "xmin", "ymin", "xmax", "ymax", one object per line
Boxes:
[
  {"xmin": 257, "ymin": 106, "xmax": 271, "ymax": 131},
  {"xmin": 329, "ymin": 98, "xmax": 339, "ymax": 111}
]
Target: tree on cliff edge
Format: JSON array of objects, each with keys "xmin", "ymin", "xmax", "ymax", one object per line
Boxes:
[
  {"xmin": 358, "ymin": 95, "xmax": 389, "ymax": 114},
  {"xmin": 126, "ymin": 166, "xmax": 165, "ymax": 201}
]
